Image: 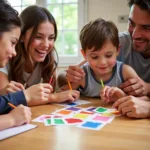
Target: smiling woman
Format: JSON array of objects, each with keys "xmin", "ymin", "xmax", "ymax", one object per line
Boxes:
[
  {"xmin": 0, "ymin": 5, "xmax": 58, "ymax": 89},
  {"xmin": 0, "ymin": 5, "xmax": 80, "ymax": 106}
]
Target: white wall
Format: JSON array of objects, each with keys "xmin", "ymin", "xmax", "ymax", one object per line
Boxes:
[{"xmin": 87, "ymin": 0, "xmax": 130, "ymax": 32}]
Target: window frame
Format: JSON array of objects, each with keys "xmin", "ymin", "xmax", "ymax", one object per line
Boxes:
[
  {"xmin": 40, "ymin": 0, "xmax": 87, "ymax": 66},
  {"xmin": 9, "ymin": 0, "xmax": 87, "ymax": 66}
]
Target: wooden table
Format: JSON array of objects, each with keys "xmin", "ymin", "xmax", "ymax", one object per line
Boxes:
[{"xmin": 0, "ymin": 97, "xmax": 150, "ymax": 150}]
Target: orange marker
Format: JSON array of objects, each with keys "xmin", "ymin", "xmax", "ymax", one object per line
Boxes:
[
  {"xmin": 67, "ymin": 81, "xmax": 72, "ymax": 90},
  {"xmin": 3, "ymin": 97, "xmax": 16, "ymax": 109},
  {"xmin": 8, "ymin": 102, "xmax": 16, "ymax": 109}
]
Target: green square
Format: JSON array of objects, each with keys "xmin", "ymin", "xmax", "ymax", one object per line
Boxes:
[
  {"xmin": 54, "ymin": 119, "xmax": 65, "ymax": 125},
  {"xmin": 96, "ymin": 107, "xmax": 107, "ymax": 113},
  {"xmin": 46, "ymin": 119, "xmax": 51, "ymax": 125}
]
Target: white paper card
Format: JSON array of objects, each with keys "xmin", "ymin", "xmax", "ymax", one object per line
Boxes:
[{"xmin": 0, "ymin": 124, "xmax": 37, "ymax": 140}]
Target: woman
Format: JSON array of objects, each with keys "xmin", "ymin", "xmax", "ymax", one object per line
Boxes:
[{"xmin": 0, "ymin": 5, "xmax": 80, "ymax": 106}]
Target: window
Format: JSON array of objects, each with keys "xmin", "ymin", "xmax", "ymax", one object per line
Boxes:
[
  {"xmin": 7, "ymin": 0, "xmax": 36, "ymax": 13},
  {"xmin": 8, "ymin": 0, "xmax": 87, "ymax": 66}
]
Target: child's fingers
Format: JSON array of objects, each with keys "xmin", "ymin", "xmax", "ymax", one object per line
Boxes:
[
  {"xmin": 15, "ymin": 83, "xmax": 25, "ymax": 90},
  {"xmin": 9, "ymin": 81, "xmax": 24, "ymax": 90},
  {"xmin": 6, "ymin": 88, "xmax": 18, "ymax": 93},
  {"xmin": 115, "ymin": 89, "xmax": 125, "ymax": 98},
  {"xmin": 104, "ymin": 87, "xmax": 112, "ymax": 100},
  {"xmin": 109, "ymin": 88, "xmax": 116, "ymax": 96},
  {"xmin": 101, "ymin": 96, "xmax": 108, "ymax": 102},
  {"xmin": 71, "ymin": 91, "xmax": 80, "ymax": 100},
  {"xmin": 100, "ymin": 86, "xmax": 108, "ymax": 96}
]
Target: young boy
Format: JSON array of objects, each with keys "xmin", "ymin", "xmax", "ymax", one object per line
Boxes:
[{"xmin": 59, "ymin": 18, "xmax": 139, "ymax": 102}]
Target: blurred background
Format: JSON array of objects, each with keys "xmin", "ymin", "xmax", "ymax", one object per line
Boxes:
[{"xmin": 8, "ymin": 0, "xmax": 129, "ymax": 72}]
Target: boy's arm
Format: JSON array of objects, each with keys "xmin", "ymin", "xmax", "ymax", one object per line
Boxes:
[{"xmin": 121, "ymin": 64, "xmax": 149, "ymax": 96}]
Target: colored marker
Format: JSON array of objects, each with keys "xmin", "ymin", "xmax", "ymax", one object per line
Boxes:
[
  {"xmin": 8, "ymin": 102, "xmax": 16, "ymax": 109},
  {"xmin": 49, "ymin": 75, "xmax": 53, "ymax": 85},
  {"xmin": 3, "ymin": 97, "xmax": 16, "ymax": 108},
  {"xmin": 67, "ymin": 81, "xmax": 72, "ymax": 90},
  {"xmin": 100, "ymin": 79, "xmax": 104, "ymax": 88}
]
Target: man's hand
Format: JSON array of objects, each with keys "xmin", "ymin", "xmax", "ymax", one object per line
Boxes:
[
  {"xmin": 120, "ymin": 77, "xmax": 149, "ymax": 96},
  {"xmin": 113, "ymin": 96, "xmax": 150, "ymax": 118},
  {"xmin": 66, "ymin": 65, "xmax": 85, "ymax": 83}
]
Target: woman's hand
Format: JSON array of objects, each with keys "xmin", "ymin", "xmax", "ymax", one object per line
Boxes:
[
  {"xmin": 24, "ymin": 83, "xmax": 53, "ymax": 106},
  {"xmin": 50, "ymin": 90, "xmax": 80, "ymax": 103}
]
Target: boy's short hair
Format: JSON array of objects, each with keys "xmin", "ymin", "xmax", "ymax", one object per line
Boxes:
[{"xmin": 80, "ymin": 18, "xmax": 119, "ymax": 52}]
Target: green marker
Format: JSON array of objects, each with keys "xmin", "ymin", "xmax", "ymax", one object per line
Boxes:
[{"xmin": 100, "ymin": 79, "xmax": 104, "ymax": 88}]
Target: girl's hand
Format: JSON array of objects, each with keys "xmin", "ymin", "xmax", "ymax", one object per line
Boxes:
[
  {"xmin": 9, "ymin": 104, "xmax": 31, "ymax": 126},
  {"xmin": 6, "ymin": 81, "xmax": 25, "ymax": 93},
  {"xmin": 24, "ymin": 83, "xmax": 53, "ymax": 106},
  {"xmin": 50, "ymin": 90, "xmax": 80, "ymax": 103},
  {"xmin": 100, "ymin": 86, "xmax": 126, "ymax": 103}
]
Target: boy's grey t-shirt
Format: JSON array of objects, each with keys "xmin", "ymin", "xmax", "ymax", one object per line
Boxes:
[
  {"xmin": 79, "ymin": 61, "xmax": 124, "ymax": 97},
  {"xmin": 118, "ymin": 32, "xmax": 150, "ymax": 82}
]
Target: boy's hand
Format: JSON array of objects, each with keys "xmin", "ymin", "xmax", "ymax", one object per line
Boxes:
[
  {"xmin": 100, "ymin": 86, "xmax": 126, "ymax": 103},
  {"xmin": 120, "ymin": 77, "xmax": 148, "ymax": 96},
  {"xmin": 66, "ymin": 65, "xmax": 85, "ymax": 83}
]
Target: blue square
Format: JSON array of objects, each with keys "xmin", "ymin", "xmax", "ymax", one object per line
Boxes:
[
  {"xmin": 68, "ymin": 102, "xmax": 77, "ymax": 106},
  {"xmin": 82, "ymin": 121, "xmax": 102, "ymax": 129}
]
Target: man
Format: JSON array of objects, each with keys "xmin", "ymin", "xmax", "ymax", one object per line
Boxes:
[
  {"xmin": 57, "ymin": 0, "xmax": 150, "ymax": 118},
  {"xmin": 118, "ymin": 0, "xmax": 150, "ymax": 96}
]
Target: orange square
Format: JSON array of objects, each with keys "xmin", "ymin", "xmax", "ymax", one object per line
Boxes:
[{"xmin": 57, "ymin": 110, "xmax": 72, "ymax": 115}]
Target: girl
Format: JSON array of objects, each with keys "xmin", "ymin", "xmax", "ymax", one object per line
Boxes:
[{"xmin": 0, "ymin": 0, "xmax": 31, "ymax": 131}]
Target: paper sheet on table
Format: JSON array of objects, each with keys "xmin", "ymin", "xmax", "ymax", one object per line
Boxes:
[{"xmin": 0, "ymin": 124, "xmax": 37, "ymax": 140}]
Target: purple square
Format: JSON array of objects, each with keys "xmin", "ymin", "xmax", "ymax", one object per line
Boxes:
[
  {"xmin": 86, "ymin": 107, "xmax": 96, "ymax": 111},
  {"xmin": 66, "ymin": 107, "xmax": 81, "ymax": 111}
]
